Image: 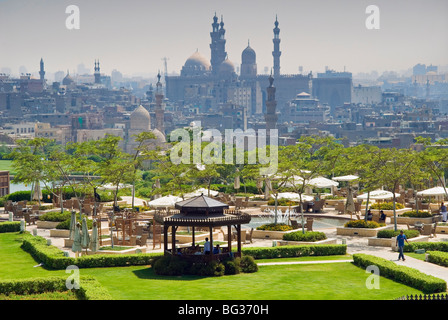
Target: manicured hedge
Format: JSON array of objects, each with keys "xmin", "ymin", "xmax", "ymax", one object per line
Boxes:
[
  {"xmin": 426, "ymin": 251, "xmax": 448, "ymax": 268},
  {"xmin": 20, "ymin": 233, "xmax": 162, "ymax": 270},
  {"xmin": 403, "ymin": 242, "xmax": 448, "ymax": 253},
  {"xmin": 401, "ymin": 211, "xmax": 432, "ymax": 218},
  {"xmin": 39, "ymin": 211, "xmax": 72, "ymax": 222},
  {"xmin": 370, "ymin": 202, "xmax": 405, "ymax": 210},
  {"xmin": 282, "ymin": 231, "xmax": 327, "ymax": 242},
  {"xmin": 241, "ymin": 244, "xmax": 347, "ymax": 260},
  {"xmin": 344, "ymin": 220, "xmax": 383, "ymax": 229},
  {"xmin": 377, "ymin": 229, "xmax": 420, "ymax": 239},
  {"xmin": 352, "ymin": 253, "xmax": 446, "ymax": 294},
  {"xmin": 0, "ymin": 276, "xmax": 111, "ymax": 300},
  {"xmin": 0, "ymin": 222, "xmax": 21, "ymax": 233}
]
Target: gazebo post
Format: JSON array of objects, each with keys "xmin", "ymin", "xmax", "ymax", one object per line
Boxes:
[
  {"xmin": 192, "ymin": 226, "xmax": 195, "ymax": 247},
  {"xmin": 227, "ymin": 225, "xmax": 232, "ymax": 254},
  {"xmin": 236, "ymin": 224, "xmax": 241, "ymax": 255},
  {"xmin": 172, "ymin": 226, "xmax": 177, "ymax": 254},
  {"xmin": 210, "ymin": 226, "xmax": 214, "ymax": 256},
  {"xmin": 163, "ymin": 225, "xmax": 169, "ymax": 254}
]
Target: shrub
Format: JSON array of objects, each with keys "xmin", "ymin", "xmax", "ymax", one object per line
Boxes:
[
  {"xmin": 241, "ymin": 244, "xmax": 347, "ymax": 259},
  {"xmin": 370, "ymin": 202, "xmax": 404, "ymax": 210},
  {"xmin": 352, "ymin": 253, "xmax": 446, "ymax": 293},
  {"xmin": 400, "ymin": 211, "xmax": 432, "ymax": 218},
  {"xmin": 344, "ymin": 220, "xmax": 383, "ymax": 229},
  {"xmin": 404, "ymin": 242, "xmax": 448, "ymax": 253},
  {"xmin": 56, "ymin": 216, "xmax": 93, "ymax": 230},
  {"xmin": 256, "ymin": 223, "xmax": 293, "ymax": 231},
  {"xmin": 0, "ymin": 222, "xmax": 21, "ymax": 233},
  {"xmin": 239, "ymin": 255, "xmax": 258, "ymax": 273},
  {"xmin": 426, "ymin": 251, "xmax": 448, "ymax": 268},
  {"xmin": 198, "ymin": 261, "xmax": 225, "ymax": 277},
  {"xmin": 377, "ymin": 229, "xmax": 420, "ymax": 239},
  {"xmin": 267, "ymin": 198, "xmax": 299, "ymax": 206},
  {"xmin": 223, "ymin": 258, "xmax": 240, "ymax": 275},
  {"xmin": 39, "ymin": 211, "xmax": 72, "ymax": 222},
  {"xmin": 282, "ymin": 231, "xmax": 327, "ymax": 242}
]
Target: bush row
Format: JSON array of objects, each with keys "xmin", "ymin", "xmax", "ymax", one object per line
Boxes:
[
  {"xmin": 20, "ymin": 233, "xmax": 161, "ymax": 270},
  {"xmin": 352, "ymin": 253, "xmax": 446, "ymax": 294},
  {"xmin": 282, "ymin": 231, "xmax": 327, "ymax": 242},
  {"xmin": 403, "ymin": 242, "xmax": 448, "ymax": 253},
  {"xmin": 426, "ymin": 251, "xmax": 448, "ymax": 268},
  {"xmin": 0, "ymin": 276, "xmax": 111, "ymax": 300},
  {"xmin": 241, "ymin": 244, "xmax": 347, "ymax": 260},
  {"xmin": 344, "ymin": 220, "xmax": 383, "ymax": 229},
  {"xmin": 377, "ymin": 229, "xmax": 420, "ymax": 239},
  {"xmin": 151, "ymin": 255, "xmax": 258, "ymax": 277},
  {"xmin": 0, "ymin": 222, "xmax": 21, "ymax": 233},
  {"xmin": 39, "ymin": 211, "xmax": 72, "ymax": 222}
]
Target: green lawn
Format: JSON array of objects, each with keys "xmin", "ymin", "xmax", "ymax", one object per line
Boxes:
[
  {"xmin": 0, "ymin": 160, "xmax": 14, "ymax": 175},
  {"xmin": 0, "ymin": 232, "xmax": 425, "ymax": 300}
]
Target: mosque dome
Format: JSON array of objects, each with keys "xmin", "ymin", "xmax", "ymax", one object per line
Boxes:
[
  {"xmin": 62, "ymin": 71, "xmax": 74, "ymax": 86},
  {"xmin": 181, "ymin": 51, "xmax": 211, "ymax": 76},
  {"xmin": 151, "ymin": 128, "xmax": 166, "ymax": 143},
  {"xmin": 130, "ymin": 105, "xmax": 150, "ymax": 131},
  {"xmin": 219, "ymin": 58, "xmax": 235, "ymax": 75},
  {"xmin": 241, "ymin": 45, "xmax": 256, "ymax": 64}
]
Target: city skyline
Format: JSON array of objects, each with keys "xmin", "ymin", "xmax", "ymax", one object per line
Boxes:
[{"xmin": 0, "ymin": 0, "xmax": 447, "ymax": 78}]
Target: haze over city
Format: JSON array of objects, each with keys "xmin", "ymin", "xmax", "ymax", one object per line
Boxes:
[{"xmin": 1, "ymin": 0, "xmax": 447, "ymax": 78}]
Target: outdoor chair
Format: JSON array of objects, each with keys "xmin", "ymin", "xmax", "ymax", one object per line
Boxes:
[
  {"xmin": 305, "ymin": 218, "xmax": 314, "ymax": 231},
  {"xmin": 290, "ymin": 218, "xmax": 301, "ymax": 229},
  {"xmin": 83, "ymin": 204, "xmax": 93, "ymax": 216},
  {"xmin": 24, "ymin": 212, "xmax": 37, "ymax": 225},
  {"xmin": 313, "ymin": 199, "xmax": 325, "ymax": 213},
  {"xmin": 235, "ymin": 198, "xmax": 243, "ymax": 209},
  {"xmin": 421, "ymin": 223, "xmax": 436, "ymax": 238},
  {"xmin": 336, "ymin": 202, "xmax": 345, "ymax": 214},
  {"xmin": 137, "ymin": 234, "xmax": 148, "ymax": 246},
  {"xmin": 354, "ymin": 202, "xmax": 362, "ymax": 214},
  {"xmin": 246, "ymin": 228, "xmax": 254, "ymax": 243}
]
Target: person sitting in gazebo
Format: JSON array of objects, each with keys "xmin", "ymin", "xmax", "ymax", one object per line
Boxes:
[
  {"xmin": 203, "ymin": 238, "xmax": 211, "ymax": 255},
  {"xmin": 213, "ymin": 244, "xmax": 221, "ymax": 254}
]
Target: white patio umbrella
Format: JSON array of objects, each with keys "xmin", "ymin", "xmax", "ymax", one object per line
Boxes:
[
  {"xmin": 357, "ymin": 189, "xmax": 400, "ymax": 200},
  {"xmin": 184, "ymin": 188, "xmax": 219, "ymax": 198},
  {"xmin": 332, "ymin": 175, "xmax": 359, "ymax": 182},
  {"xmin": 99, "ymin": 183, "xmax": 132, "ymax": 190},
  {"xmin": 308, "ymin": 177, "xmax": 339, "ymax": 188},
  {"xmin": 416, "ymin": 186, "xmax": 447, "ymax": 197},
  {"xmin": 147, "ymin": 195, "xmax": 183, "ymax": 208},
  {"xmin": 274, "ymin": 192, "xmax": 314, "ymax": 202}
]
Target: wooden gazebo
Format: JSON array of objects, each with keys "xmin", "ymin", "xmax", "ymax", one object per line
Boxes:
[{"xmin": 154, "ymin": 195, "xmax": 251, "ymax": 260}]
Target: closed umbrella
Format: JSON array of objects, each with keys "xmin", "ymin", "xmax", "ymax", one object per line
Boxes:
[
  {"xmin": 72, "ymin": 222, "xmax": 82, "ymax": 257},
  {"xmin": 32, "ymin": 182, "xmax": 42, "ymax": 202},
  {"xmin": 69, "ymin": 211, "xmax": 76, "ymax": 241},
  {"xmin": 264, "ymin": 177, "xmax": 272, "ymax": 199},
  {"xmin": 81, "ymin": 217, "xmax": 90, "ymax": 254},
  {"xmin": 89, "ymin": 219, "xmax": 99, "ymax": 253},
  {"xmin": 234, "ymin": 175, "xmax": 240, "ymax": 190},
  {"xmin": 345, "ymin": 187, "xmax": 356, "ymax": 220}
]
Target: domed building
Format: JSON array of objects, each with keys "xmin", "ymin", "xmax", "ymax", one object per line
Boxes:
[
  {"xmin": 181, "ymin": 51, "xmax": 211, "ymax": 77},
  {"xmin": 62, "ymin": 70, "xmax": 75, "ymax": 87},
  {"xmin": 126, "ymin": 105, "xmax": 166, "ymax": 154},
  {"xmin": 218, "ymin": 58, "xmax": 236, "ymax": 79},
  {"xmin": 240, "ymin": 42, "xmax": 257, "ymax": 78}
]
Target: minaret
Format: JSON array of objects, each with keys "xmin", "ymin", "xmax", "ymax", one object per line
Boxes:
[
  {"xmin": 155, "ymin": 72, "xmax": 165, "ymax": 134},
  {"xmin": 94, "ymin": 59, "xmax": 101, "ymax": 84},
  {"xmin": 39, "ymin": 58, "xmax": 45, "ymax": 82},
  {"xmin": 265, "ymin": 72, "xmax": 278, "ymax": 133},
  {"xmin": 272, "ymin": 15, "xmax": 281, "ymax": 77},
  {"xmin": 426, "ymin": 79, "xmax": 430, "ymax": 100},
  {"xmin": 210, "ymin": 13, "xmax": 227, "ymax": 75}
]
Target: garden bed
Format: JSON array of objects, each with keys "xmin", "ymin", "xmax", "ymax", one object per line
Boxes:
[
  {"xmin": 277, "ymin": 238, "xmax": 337, "ymax": 246},
  {"xmin": 369, "ymin": 235, "xmax": 430, "ymax": 247},
  {"xmin": 370, "ymin": 208, "xmax": 411, "ymax": 217},
  {"xmin": 252, "ymin": 228, "xmax": 300, "ymax": 240},
  {"xmin": 390, "ymin": 216, "xmax": 435, "ymax": 225},
  {"xmin": 85, "ymin": 246, "xmax": 147, "ymax": 255},
  {"xmin": 336, "ymin": 225, "xmax": 393, "ymax": 237}
]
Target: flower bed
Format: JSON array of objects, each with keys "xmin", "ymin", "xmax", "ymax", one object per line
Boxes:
[
  {"xmin": 241, "ymin": 244, "xmax": 347, "ymax": 259},
  {"xmin": 253, "ymin": 224, "xmax": 297, "ymax": 240},
  {"xmin": 390, "ymin": 213, "xmax": 435, "ymax": 225}
]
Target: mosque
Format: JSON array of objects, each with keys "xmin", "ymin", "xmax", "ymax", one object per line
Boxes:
[{"xmin": 165, "ymin": 14, "xmax": 312, "ymax": 119}]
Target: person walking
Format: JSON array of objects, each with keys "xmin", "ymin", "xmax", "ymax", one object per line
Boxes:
[
  {"xmin": 396, "ymin": 230, "xmax": 409, "ymax": 261},
  {"xmin": 440, "ymin": 202, "xmax": 447, "ymax": 222}
]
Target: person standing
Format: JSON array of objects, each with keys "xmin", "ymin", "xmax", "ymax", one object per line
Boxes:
[
  {"xmin": 396, "ymin": 230, "xmax": 409, "ymax": 261},
  {"xmin": 203, "ymin": 237, "xmax": 211, "ymax": 254},
  {"xmin": 440, "ymin": 202, "xmax": 447, "ymax": 222}
]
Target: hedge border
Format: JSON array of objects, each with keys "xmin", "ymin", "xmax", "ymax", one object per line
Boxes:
[
  {"xmin": 241, "ymin": 244, "xmax": 347, "ymax": 260},
  {"xmin": 0, "ymin": 222, "xmax": 21, "ymax": 233},
  {"xmin": 0, "ymin": 276, "xmax": 111, "ymax": 300},
  {"xmin": 352, "ymin": 253, "xmax": 446, "ymax": 294},
  {"xmin": 427, "ymin": 251, "xmax": 448, "ymax": 268},
  {"xmin": 19, "ymin": 232, "xmax": 162, "ymax": 270},
  {"xmin": 404, "ymin": 242, "xmax": 448, "ymax": 253}
]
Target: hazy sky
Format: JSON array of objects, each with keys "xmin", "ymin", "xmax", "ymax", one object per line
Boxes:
[{"xmin": 0, "ymin": 0, "xmax": 447, "ymax": 78}]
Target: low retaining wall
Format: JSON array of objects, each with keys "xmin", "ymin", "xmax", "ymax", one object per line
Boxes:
[
  {"xmin": 390, "ymin": 216, "xmax": 435, "ymax": 225},
  {"xmin": 252, "ymin": 228, "xmax": 301, "ymax": 240},
  {"xmin": 370, "ymin": 208, "xmax": 411, "ymax": 217},
  {"xmin": 336, "ymin": 225, "xmax": 393, "ymax": 237},
  {"xmin": 276, "ymin": 238, "xmax": 338, "ymax": 246},
  {"xmin": 36, "ymin": 221, "xmax": 60, "ymax": 229},
  {"xmin": 436, "ymin": 225, "xmax": 448, "ymax": 234},
  {"xmin": 368, "ymin": 235, "xmax": 430, "ymax": 247}
]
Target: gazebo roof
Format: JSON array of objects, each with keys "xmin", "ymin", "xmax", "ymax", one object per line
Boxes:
[{"xmin": 175, "ymin": 194, "xmax": 229, "ymax": 214}]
